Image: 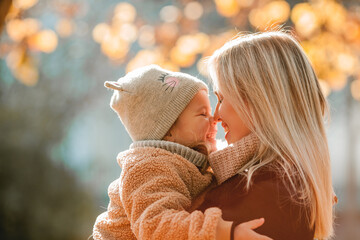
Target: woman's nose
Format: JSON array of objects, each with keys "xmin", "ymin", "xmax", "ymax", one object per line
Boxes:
[{"xmin": 213, "ymin": 104, "xmax": 221, "ymax": 122}]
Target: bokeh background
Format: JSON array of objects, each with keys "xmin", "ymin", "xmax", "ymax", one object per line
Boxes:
[{"xmin": 0, "ymin": 0, "xmax": 359, "ymax": 239}]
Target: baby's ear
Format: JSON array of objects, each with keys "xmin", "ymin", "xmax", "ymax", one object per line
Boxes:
[{"xmin": 104, "ymin": 81, "xmax": 124, "ymax": 91}]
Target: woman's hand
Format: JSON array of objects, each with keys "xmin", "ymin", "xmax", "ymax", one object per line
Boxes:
[{"xmin": 234, "ymin": 218, "xmax": 273, "ymax": 240}]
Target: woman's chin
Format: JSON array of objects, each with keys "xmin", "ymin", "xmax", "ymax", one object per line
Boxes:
[{"xmin": 224, "ymin": 131, "xmax": 231, "ymax": 144}]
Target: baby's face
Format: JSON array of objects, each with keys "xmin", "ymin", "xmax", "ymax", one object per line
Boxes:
[{"xmin": 165, "ymin": 90, "xmax": 217, "ymax": 153}]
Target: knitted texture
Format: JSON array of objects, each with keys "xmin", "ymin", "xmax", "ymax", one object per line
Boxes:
[
  {"xmin": 131, "ymin": 140, "xmax": 209, "ymax": 171},
  {"xmin": 92, "ymin": 147, "xmax": 222, "ymax": 240},
  {"xmin": 104, "ymin": 65, "xmax": 208, "ymax": 141},
  {"xmin": 209, "ymin": 133, "xmax": 260, "ymax": 184}
]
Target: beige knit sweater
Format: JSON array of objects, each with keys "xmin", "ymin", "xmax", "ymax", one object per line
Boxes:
[
  {"xmin": 93, "ymin": 142, "xmax": 222, "ymax": 240},
  {"xmin": 209, "ymin": 133, "xmax": 260, "ymax": 184}
]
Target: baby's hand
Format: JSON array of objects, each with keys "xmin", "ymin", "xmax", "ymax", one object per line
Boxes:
[{"xmin": 234, "ymin": 218, "xmax": 273, "ymax": 240}]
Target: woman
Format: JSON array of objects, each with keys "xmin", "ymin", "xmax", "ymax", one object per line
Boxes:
[{"xmin": 196, "ymin": 31, "xmax": 335, "ymax": 240}]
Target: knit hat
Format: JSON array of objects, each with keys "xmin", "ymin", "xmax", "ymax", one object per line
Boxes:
[{"xmin": 105, "ymin": 65, "xmax": 208, "ymax": 141}]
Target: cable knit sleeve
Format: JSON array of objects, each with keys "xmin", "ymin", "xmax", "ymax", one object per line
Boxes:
[
  {"xmin": 120, "ymin": 148, "xmax": 222, "ymax": 240},
  {"xmin": 209, "ymin": 133, "xmax": 259, "ymax": 184}
]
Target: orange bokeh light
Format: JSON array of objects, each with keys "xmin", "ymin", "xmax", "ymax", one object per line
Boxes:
[
  {"xmin": 214, "ymin": 0, "xmax": 240, "ymax": 17},
  {"xmin": 249, "ymin": 1, "xmax": 290, "ymax": 30},
  {"xmin": 126, "ymin": 49, "xmax": 164, "ymax": 72},
  {"xmin": 184, "ymin": 2, "xmax": 204, "ymax": 20},
  {"xmin": 291, "ymin": 3, "xmax": 320, "ymax": 38},
  {"xmin": 170, "ymin": 47, "xmax": 196, "ymax": 68},
  {"xmin": 113, "ymin": 2, "xmax": 137, "ymax": 23},
  {"xmin": 56, "ymin": 19, "xmax": 75, "ymax": 38},
  {"xmin": 92, "ymin": 23, "xmax": 111, "ymax": 43},
  {"xmin": 13, "ymin": 0, "xmax": 38, "ymax": 10},
  {"xmin": 27, "ymin": 30, "xmax": 58, "ymax": 53},
  {"xmin": 101, "ymin": 36, "xmax": 128, "ymax": 60}
]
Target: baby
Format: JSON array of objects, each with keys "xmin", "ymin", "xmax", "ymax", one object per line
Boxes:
[{"xmin": 92, "ymin": 65, "xmax": 266, "ymax": 240}]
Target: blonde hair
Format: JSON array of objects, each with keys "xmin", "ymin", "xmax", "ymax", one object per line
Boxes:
[{"xmin": 208, "ymin": 31, "xmax": 334, "ymax": 239}]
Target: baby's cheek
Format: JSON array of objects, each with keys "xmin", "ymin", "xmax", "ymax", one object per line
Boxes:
[
  {"xmin": 209, "ymin": 138, "xmax": 218, "ymax": 153},
  {"xmin": 202, "ymin": 125, "xmax": 210, "ymax": 137}
]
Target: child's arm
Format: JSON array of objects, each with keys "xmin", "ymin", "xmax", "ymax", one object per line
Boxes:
[{"xmin": 120, "ymin": 153, "xmax": 224, "ymax": 240}]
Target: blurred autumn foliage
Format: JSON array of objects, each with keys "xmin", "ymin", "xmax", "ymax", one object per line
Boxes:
[
  {"xmin": 2, "ymin": 0, "xmax": 360, "ymax": 98},
  {"xmin": 0, "ymin": 0, "xmax": 359, "ymax": 239},
  {"xmin": 1, "ymin": 1, "xmax": 98, "ymax": 239},
  {"xmin": 0, "ymin": 0, "xmax": 12, "ymax": 33}
]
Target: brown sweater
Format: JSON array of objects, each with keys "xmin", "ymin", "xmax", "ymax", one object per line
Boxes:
[
  {"xmin": 93, "ymin": 142, "xmax": 222, "ymax": 240},
  {"xmin": 196, "ymin": 134, "xmax": 315, "ymax": 240}
]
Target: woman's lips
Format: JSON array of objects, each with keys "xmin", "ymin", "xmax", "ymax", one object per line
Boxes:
[{"xmin": 221, "ymin": 122, "xmax": 229, "ymax": 133}]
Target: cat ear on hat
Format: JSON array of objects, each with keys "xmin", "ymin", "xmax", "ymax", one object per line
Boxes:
[{"xmin": 104, "ymin": 81, "xmax": 125, "ymax": 91}]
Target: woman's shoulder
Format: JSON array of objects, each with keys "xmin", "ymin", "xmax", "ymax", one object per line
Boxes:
[
  {"xmin": 198, "ymin": 166, "xmax": 314, "ymax": 240},
  {"xmin": 214, "ymin": 166, "xmax": 304, "ymax": 210},
  {"xmin": 197, "ymin": 167, "xmax": 281, "ymax": 208},
  {"xmin": 209, "ymin": 166, "xmax": 281, "ymax": 194}
]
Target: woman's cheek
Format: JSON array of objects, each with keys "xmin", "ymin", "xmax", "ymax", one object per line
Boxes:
[{"xmin": 220, "ymin": 102, "xmax": 228, "ymax": 115}]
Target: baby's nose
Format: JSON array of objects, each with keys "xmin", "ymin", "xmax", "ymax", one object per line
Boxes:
[
  {"xmin": 210, "ymin": 114, "xmax": 220, "ymax": 125},
  {"xmin": 209, "ymin": 116, "xmax": 218, "ymax": 131}
]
